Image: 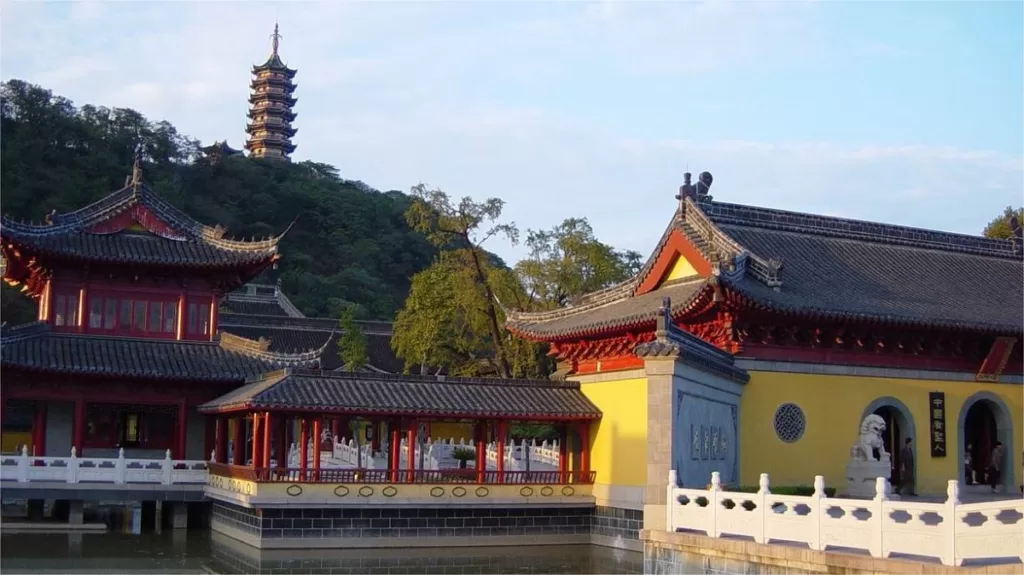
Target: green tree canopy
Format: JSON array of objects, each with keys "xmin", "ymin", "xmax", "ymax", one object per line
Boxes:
[
  {"xmin": 337, "ymin": 307, "xmax": 369, "ymax": 371},
  {"xmin": 982, "ymin": 206, "xmax": 1024, "ymax": 240},
  {"xmin": 0, "ymin": 79, "xmax": 437, "ymax": 322}
]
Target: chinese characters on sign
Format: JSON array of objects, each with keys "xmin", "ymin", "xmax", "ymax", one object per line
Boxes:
[{"xmin": 929, "ymin": 392, "xmax": 946, "ymax": 457}]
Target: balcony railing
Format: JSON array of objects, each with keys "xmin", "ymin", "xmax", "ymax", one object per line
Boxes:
[{"xmin": 209, "ymin": 463, "xmax": 595, "ymax": 485}]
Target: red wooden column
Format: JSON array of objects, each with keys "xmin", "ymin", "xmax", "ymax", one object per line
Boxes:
[
  {"xmin": 312, "ymin": 418, "xmax": 322, "ymax": 481},
  {"xmin": 176, "ymin": 400, "xmax": 188, "ymax": 460},
  {"xmin": 262, "ymin": 412, "xmax": 273, "ymax": 475},
  {"xmin": 405, "ymin": 420, "xmax": 416, "ymax": 483},
  {"xmin": 474, "ymin": 421, "xmax": 486, "ymax": 483},
  {"xmin": 577, "ymin": 422, "xmax": 590, "ymax": 482},
  {"xmin": 31, "ymin": 403, "xmax": 47, "ymax": 457},
  {"xmin": 251, "ymin": 414, "xmax": 262, "ymax": 469},
  {"xmin": 216, "ymin": 417, "xmax": 228, "ymax": 464},
  {"xmin": 276, "ymin": 416, "xmax": 288, "ymax": 472},
  {"xmin": 496, "ymin": 420, "xmax": 507, "ymax": 484},
  {"xmin": 558, "ymin": 424, "xmax": 568, "ymax": 484},
  {"xmin": 299, "ymin": 418, "xmax": 309, "ymax": 481},
  {"xmin": 231, "ymin": 416, "xmax": 244, "ymax": 465},
  {"xmin": 72, "ymin": 398, "xmax": 85, "ymax": 456},
  {"xmin": 389, "ymin": 422, "xmax": 400, "ymax": 483}
]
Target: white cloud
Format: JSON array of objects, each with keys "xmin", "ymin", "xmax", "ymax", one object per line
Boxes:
[{"xmin": 1, "ymin": 0, "xmax": 1020, "ymax": 266}]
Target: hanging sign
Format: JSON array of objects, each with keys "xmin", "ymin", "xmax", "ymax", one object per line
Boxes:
[{"xmin": 929, "ymin": 392, "xmax": 946, "ymax": 458}]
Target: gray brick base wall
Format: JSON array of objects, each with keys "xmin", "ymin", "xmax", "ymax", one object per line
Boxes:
[
  {"xmin": 593, "ymin": 506, "xmax": 644, "ymax": 541},
  {"xmin": 211, "ymin": 502, "xmax": 644, "ymax": 544}
]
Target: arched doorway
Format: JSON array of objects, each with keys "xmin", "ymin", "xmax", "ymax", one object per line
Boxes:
[
  {"xmin": 958, "ymin": 392, "xmax": 1014, "ymax": 491},
  {"xmin": 862, "ymin": 397, "xmax": 916, "ymax": 489}
]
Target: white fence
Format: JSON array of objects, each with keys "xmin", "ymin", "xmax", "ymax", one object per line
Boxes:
[
  {"xmin": 667, "ymin": 470, "xmax": 1024, "ymax": 567},
  {"xmin": 283, "ymin": 437, "xmax": 562, "ymax": 471},
  {"xmin": 0, "ymin": 447, "xmax": 209, "ymax": 485}
]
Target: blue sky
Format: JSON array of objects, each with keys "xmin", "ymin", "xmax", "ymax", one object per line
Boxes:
[{"xmin": 2, "ymin": 0, "xmax": 1022, "ymax": 265}]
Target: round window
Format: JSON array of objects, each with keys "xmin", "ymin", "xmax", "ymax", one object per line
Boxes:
[{"xmin": 773, "ymin": 403, "xmax": 806, "ymax": 443}]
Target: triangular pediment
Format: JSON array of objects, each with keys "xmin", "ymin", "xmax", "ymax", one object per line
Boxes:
[
  {"xmin": 89, "ymin": 203, "xmax": 188, "ymax": 241},
  {"xmin": 635, "ymin": 228, "xmax": 711, "ymax": 295}
]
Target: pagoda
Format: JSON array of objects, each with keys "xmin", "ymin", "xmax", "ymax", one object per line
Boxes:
[
  {"xmin": 245, "ymin": 24, "xmax": 298, "ymax": 161},
  {"xmin": 0, "ymin": 161, "xmax": 325, "ymax": 460}
]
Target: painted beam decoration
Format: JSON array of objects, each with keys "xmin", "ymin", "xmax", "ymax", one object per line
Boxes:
[
  {"xmin": 976, "ymin": 336, "xmax": 1018, "ymax": 382},
  {"xmin": 929, "ymin": 392, "xmax": 946, "ymax": 458}
]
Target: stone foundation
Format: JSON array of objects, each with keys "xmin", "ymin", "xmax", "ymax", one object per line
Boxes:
[{"xmin": 211, "ymin": 502, "xmax": 644, "ymax": 551}]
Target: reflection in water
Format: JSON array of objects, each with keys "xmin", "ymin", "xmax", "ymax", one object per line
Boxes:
[{"xmin": 0, "ymin": 531, "xmax": 643, "ymax": 574}]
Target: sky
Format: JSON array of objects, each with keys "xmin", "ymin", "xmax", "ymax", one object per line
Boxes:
[{"xmin": 2, "ymin": 0, "xmax": 1022, "ymax": 265}]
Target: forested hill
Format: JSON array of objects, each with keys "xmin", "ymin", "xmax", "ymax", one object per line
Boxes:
[{"xmin": 0, "ymin": 79, "xmax": 439, "ymax": 322}]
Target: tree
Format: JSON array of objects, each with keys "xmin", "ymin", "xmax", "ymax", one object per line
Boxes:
[
  {"xmin": 336, "ymin": 307, "xmax": 368, "ymax": 372},
  {"xmin": 403, "ymin": 184, "xmax": 519, "ymax": 377},
  {"xmin": 515, "ymin": 218, "xmax": 643, "ymax": 309},
  {"xmin": 983, "ymin": 206, "xmax": 1024, "ymax": 240}
]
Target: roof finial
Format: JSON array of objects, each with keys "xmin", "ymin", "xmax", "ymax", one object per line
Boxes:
[
  {"xmin": 676, "ymin": 172, "xmax": 695, "ymax": 208},
  {"xmin": 271, "ymin": 22, "xmax": 282, "ymax": 56},
  {"xmin": 130, "ymin": 153, "xmax": 143, "ymax": 194}
]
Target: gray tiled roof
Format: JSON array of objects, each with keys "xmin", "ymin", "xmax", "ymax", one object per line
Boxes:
[
  {"xmin": 198, "ymin": 369, "xmax": 602, "ymax": 420},
  {"xmin": 506, "ymin": 196, "xmax": 1024, "ymax": 340},
  {"xmin": 218, "ymin": 313, "xmax": 405, "ymax": 373},
  {"xmin": 0, "ymin": 322, "xmax": 322, "ymax": 382},
  {"xmin": 0, "ymin": 184, "xmax": 285, "ymax": 269}
]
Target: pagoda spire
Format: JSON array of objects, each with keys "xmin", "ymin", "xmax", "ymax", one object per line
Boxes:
[
  {"xmin": 271, "ymin": 22, "xmax": 281, "ymax": 56},
  {"xmin": 246, "ymin": 23, "xmax": 298, "ymax": 162}
]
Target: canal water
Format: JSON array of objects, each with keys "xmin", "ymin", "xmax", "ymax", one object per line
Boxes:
[{"xmin": 0, "ymin": 531, "xmax": 644, "ymax": 574}]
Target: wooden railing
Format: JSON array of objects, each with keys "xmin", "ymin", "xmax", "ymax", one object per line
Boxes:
[{"xmin": 208, "ymin": 463, "xmax": 595, "ymax": 485}]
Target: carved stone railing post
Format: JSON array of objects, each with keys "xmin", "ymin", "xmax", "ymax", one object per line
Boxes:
[
  {"xmin": 162, "ymin": 449, "xmax": 173, "ymax": 485},
  {"xmin": 666, "ymin": 469, "xmax": 678, "ymax": 532},
  {"xmin": 17, "ymin": 446, "xmax": 29, "ymax": 483},
  {"xmin": 943, "ymin": 479, "xmax": 959, "ymax": 566},
  {"xmin": 115, "ymin": 448, "xmax": 126, "ymax": 484},
  {"xmin": 67, "ymin": 447, "xmax": 78, "ymax": 484},
  {"xmin": 870, "ymin": 476, "xmax": 889, "ymax": 558},
  {"xmin": 809, "ymin": 475, "xmax": 825, "ymax": 551},
  {"xmin": 755, "ymin": 473, "xmax": 770, "ymax": 544},
  {"xmin": 709, "ymin": 471, "xmax": 722, "ymax": 537}
]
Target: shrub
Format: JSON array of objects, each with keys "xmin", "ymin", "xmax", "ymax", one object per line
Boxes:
[{"xmin": 729, "ymin": 484, "xmax": 835, "ymax": 498}]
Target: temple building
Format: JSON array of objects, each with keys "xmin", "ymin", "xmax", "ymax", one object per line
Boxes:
[
  {"xmin": 0, "ymin": 162, "xmax": 323, "ymax": 459},
  {"xmin": 506, "ymin": 171, "xmax": 1023, "ymax": 528},
  {"xmin": 245, "ymin": 24, "xmax": 298, "ymax": 161}
]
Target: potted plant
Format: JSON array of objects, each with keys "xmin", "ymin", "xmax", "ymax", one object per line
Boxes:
[{"xmin": 451, "ymin": 446, "xmax": 475, "ymax": 469}]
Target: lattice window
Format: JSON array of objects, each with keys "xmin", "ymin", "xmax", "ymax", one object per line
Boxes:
[{"xmin": 773, "ymin": 403, "xmax": 806, "ymax": 443}]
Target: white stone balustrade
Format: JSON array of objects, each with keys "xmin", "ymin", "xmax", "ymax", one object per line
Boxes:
[
  {"xmin": 0, "ymin": 447, "xmax": 209, "ymax": 485},
  {"xmin": 667, "ymin": 470, "xmax": 1024, "ymax": 567}
]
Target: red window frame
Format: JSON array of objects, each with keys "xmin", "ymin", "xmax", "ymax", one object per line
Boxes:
[
  {"xmin": 52, "ymin": 292, "xmax": 81, "ymax": 327},
  {"xmin": 84, "ymin": 293, "xmax": 179, "ymax": 338}
]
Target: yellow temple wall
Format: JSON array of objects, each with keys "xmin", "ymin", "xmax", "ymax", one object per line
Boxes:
[
  {"xmin": 573, "ymin": 371, "xmax": 649, "ymax": 510},
  {"xmin": 429, "ymin": 422, "xmax": 473, "ymax": 441},
  {"xmin": 739, "ymin": 370, "xmax": 1022, "ymax": 494}
]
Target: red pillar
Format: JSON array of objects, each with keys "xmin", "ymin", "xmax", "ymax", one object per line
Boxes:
[
  {"xmin": 251, "ymin": 414, "xmax": 262, "ymax": 469},
  {"xmin": 232, "ymin": 416, "xmax": 244, "ymax": 465},
  {"xmin": 176, "ymin": 400, "xmax": 188, "ymax": 460},
  {"xmin": 31, "ymin": 403, "xmax": 47, "ymax": 457},
  {"xmin": 216, "ymin": 417, "xmax": 228, "ymax": 464},
  {"xmin": 263, "ymin": 412, "xmax": 272, "ymax": 474},
  {"xmin": 276, "ymin": 416, "xmax": 288, "ymax": 472},
  {"xmin": 496, "ymin": 420, "xmax": 507, "ymax": 484},
  {"xmin": 389, "ymin": 422, "xmax": 400, "ymax": 483},
  {"xmin": 558, "ymin": 424, "xmax": 568, "ymax": 484},
  {"xmin": 72, "ymin": 398, "xmax": 85, "ymax": 456},
  {"xmin": 474, "ymin": 421, "xmax": 485, "ymax": 483},
  {"xmin": 578, "ymin": 422, "xmax": 590, "ymax": 483},
  {"xmin": 405, "ymin": 420, "xmax": 416, "ymax": 483},
  {"xmin": 299, "ymin": 418, "xmax": 308, "ymax": 481},
  {"xmin": 312, "ymin": 418, "xmax": 322, "ymax": 481}
]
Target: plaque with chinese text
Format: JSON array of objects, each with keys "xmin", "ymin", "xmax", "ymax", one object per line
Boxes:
[{"xmin": 929, "ymin": 392, "xmax": 946, "ymax": 457}]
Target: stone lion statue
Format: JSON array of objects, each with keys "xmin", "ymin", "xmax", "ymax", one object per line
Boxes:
[{"xmin": 849, "ymin": 414, "xmax": 888, "ymax": 462}]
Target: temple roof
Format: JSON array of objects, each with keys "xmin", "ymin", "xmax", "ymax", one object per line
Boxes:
[
  {"xmin": 0, "ymin": 322, "xmax": 324, "ymax": 382},
  {"xmin": 506, "ymin": 175, "xmax": 1024, "ymax": 341},
  {"xmin": 197, "ymin": 369, "xmax": 602, "ymax": 420},
  {"xmin": 218, "ymin": 312, "xmax": 405, "ymax": 373},
  {"xmin": 0, "ymin": 178, "xmax": 288, "ymax": 271}
]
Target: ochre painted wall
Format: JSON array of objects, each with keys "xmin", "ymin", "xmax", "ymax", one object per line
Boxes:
[
  {"xmin": 581, "ymin": 377, "xmax": 649, "ymax": 487},
  {"xmin": 739, "ymin": 371, "xmax": 1022, "ymax": 494},
  {"xmin": 429, "ymin": 422, "xmax": 473, "ymax": 441},
  {"xmin": 662, "ymin": 255, "xmax": 699, "ymax": 284}
]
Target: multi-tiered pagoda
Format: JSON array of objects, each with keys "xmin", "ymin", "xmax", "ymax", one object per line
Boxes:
[{"xmin": 245, "ymin": 24, "xmax": 297, "ymax": 161}]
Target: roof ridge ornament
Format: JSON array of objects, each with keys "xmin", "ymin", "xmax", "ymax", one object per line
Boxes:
[
  {"xmin": 676, "ymin": 171, "xmax": 713, "ymax": 209},
  {"xmin": 129, "ymin": 153, "xmax": 143, "ymax": 196},
  {"xmin": 271, "ymin": 22, "xmax": 282, "ymax": 57}
]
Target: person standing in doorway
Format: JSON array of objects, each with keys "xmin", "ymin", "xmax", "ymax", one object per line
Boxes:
[
  {"xmin": 988, "ymin": 441, "xmax": 1004, "ymax": 493},
  {"xmin": 899, "ymin": 438, "xmax": 916, "ymax": 496}
]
